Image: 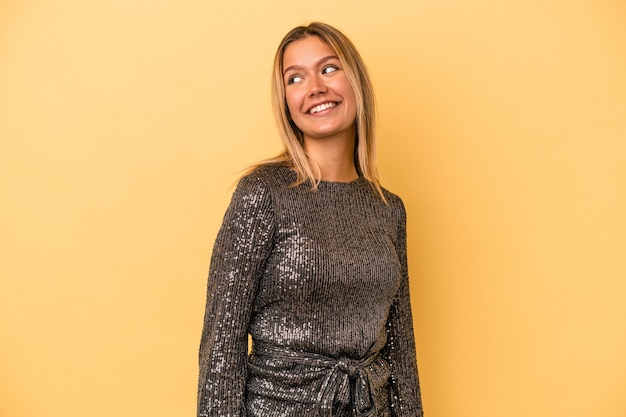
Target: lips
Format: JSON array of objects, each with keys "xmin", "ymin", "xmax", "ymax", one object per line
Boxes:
[{"xmin": 307, "ymin": 101, "xmax": 338, "ymax": 114}]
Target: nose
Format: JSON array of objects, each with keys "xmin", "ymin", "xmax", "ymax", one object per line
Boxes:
[{"xmin": 308, "ymin": 74, "xmax": 327, "ymax": 97}]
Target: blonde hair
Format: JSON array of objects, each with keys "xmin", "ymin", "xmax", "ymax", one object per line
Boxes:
[{"xmin": 251, "ymin": 22, "xmax": 385, "ymax": 201}]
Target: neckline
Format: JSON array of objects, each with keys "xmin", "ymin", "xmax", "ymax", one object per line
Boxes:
[
  {"xmin": 318, "ymin": 176, "xmax": 362, "ymax": 185},
  {"xmin": 316, "ymin": 177, "xmax": 365, "ymax": 191},
  {"xmin": 275, "ymin": 165, "xmax": 364, "ymax": 187}
]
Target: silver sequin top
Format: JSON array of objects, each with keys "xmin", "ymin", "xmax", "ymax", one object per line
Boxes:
[{"xmin": 198, "ymin": 165, "xmax": 423, "ymax": 417}]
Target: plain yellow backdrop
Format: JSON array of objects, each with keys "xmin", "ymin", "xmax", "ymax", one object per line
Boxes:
[{"xmin": 1, "ymin": 1, "xmax": 625, "ymax": 416}]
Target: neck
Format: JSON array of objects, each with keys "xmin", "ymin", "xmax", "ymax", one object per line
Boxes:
[{"xmin": 303, "ymin": 133, "xmax": 358, "ymax": 183}]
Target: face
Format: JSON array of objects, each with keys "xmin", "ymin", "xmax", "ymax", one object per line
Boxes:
[{"xmin": 282, "ymin": 36, "xmax": 357, "ymax": 144}]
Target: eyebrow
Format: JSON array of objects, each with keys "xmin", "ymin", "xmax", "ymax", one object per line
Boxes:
[{"xmin": 283, "ymin": 55, "xmax": 339, "ymax": 75}]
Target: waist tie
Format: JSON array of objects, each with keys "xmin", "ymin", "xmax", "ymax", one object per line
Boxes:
[{"xmin": 252, "ymin": 342, "xmax": 391, "ymax": 417}]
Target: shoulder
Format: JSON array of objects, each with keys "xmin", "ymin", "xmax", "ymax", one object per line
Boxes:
[
  {"xmin": 231, "ymin": 165, "xmax": 294, "ymax": 207},
  {"xmin": 380, "ymin": 186, "xmax": 406, "ymax": 218},
  {"xmin": 238, "ymin": 164, "xmax": 294, "ymax": 190},
  {"xmin": 379, "ymin": 187, "xmax": 408, "ymax": 244}
]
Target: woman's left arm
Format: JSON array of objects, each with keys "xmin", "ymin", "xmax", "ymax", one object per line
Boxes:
[{"xmin": 383, "ymin": 197, "xmax": 424, "ymax": 416}]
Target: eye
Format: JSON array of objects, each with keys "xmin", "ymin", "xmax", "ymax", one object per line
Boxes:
[
  {"xmin": 287, "ymin": 74, "xmax": 303, "ymax": 85},
  {"xmin": 322, "ymin": 64, "xmax": 339, "ymax": 75}
]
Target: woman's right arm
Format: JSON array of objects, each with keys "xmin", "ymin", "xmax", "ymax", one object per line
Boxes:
[{"xmin": 197, "ymin": 173, "xmax": 275, "ymax": 417}]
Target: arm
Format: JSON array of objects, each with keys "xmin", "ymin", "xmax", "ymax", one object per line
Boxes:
[
  {"xmin": 197, "ymin": 174, "xmax": 275, "ymax": 417},
  {"xmin": 383, "ymin": 198, "xmax": 424, "ymax": 416}
]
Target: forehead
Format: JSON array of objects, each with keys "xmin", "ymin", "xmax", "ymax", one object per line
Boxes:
[{"xmin": 282, "ymin": 36, "xmax": 337, "ymax": 69}]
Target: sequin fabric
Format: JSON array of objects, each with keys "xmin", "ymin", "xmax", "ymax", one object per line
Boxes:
[{"xmin": 198, "ymin": 165, "xmax": 423, "ymax": 417}]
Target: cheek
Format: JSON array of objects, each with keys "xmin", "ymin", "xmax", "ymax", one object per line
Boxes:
[
  {"xmin": 341, "ymin": 87, "xmax": 358, "ymax": 117},
  {"xmin": 285, "ymin": 99, "xmax": 296, "ymax": 118},
  {"xmin": 284, "ymin": 94, "xmax": 304, "ymax": 130},
  {"xmin": 284, "ymin": 90, "xmax": 301, "ymax": 116},
  {"xmin": 334, "ymin": 79, "xmax": 357, "ymax": 109}
]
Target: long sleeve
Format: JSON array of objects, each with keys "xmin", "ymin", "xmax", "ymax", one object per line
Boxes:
[
  {"xmin": 384, "ymin": 197, "xmax": 424, "ymax": 416},
  {"xmin": 197, "ymin": 174, "xmax": 275, "ymax": 417}
]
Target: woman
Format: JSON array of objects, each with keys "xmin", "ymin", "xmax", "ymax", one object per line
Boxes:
[{"xmin": 198, "ymin": 22, "xmax": 424, "ymax": 417}]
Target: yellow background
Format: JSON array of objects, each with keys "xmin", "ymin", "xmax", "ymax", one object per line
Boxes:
[{"xmin": 1, "ymin": 0, "xmax": 625, "ymax": 416}]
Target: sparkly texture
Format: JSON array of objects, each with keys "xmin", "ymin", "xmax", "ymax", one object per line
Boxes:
[{"xmin": 198, "ymin": 165, "xmax": 423, "ymax": 417}]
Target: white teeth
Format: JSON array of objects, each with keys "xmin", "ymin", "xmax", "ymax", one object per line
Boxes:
[{"xmin": 309, "ymin": 102, "xmax": 336, "ymax": 114}]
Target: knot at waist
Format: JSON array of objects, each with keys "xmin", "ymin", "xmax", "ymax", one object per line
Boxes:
[
  {"xmin": 337, "ymin": 357, "xmax": 359, "ymax": 379},
  {"xmin": 251, "ymin": 342, "xmax": 391, "ymax": 417}
]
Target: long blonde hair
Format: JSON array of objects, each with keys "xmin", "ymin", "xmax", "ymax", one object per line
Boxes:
[{"xmin": 251, "ymin": 22, "xmax": 385, "ymax": 201}]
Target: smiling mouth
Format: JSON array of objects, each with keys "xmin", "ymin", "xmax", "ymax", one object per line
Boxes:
[{"xmin": 308, "ymin": 102, "xmax": 338, "ymax": 114}]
